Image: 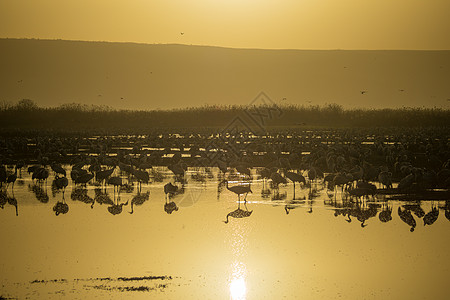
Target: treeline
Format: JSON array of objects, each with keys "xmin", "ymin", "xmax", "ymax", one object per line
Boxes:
[{"xmin": 0, "ymin": 99, "xmax": 449, "ymax": 134}]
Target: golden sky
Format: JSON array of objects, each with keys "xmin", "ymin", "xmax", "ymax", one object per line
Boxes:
[{"xmin": 1, "ymin": 0, "xmax": 449, "ymax": 49}]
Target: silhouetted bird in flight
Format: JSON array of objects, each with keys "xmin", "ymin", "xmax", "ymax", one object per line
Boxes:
[
  {"xmin": 361, "ymin": 91, "xmax": 367, "ymax": 95},
  {"xmin": 180, "ymin": 32, "xmax": 184, "ymax": 35}
]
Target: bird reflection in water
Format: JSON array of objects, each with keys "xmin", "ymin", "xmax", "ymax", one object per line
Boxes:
[
  {"xmin": 379, "ymin": 202, "xmax": 393, "ymax": 223},
  {"xmin": 53, "ymin": 199, "xmax": 69, "ymax": 216},
  {"xmin": 284, "ymin": 196, "xmax": 306, "ymax": 215},
  {"xmin": 107, "ymin": 197, "xmax": 128, "ymax": 215},
  {"xmin": 0, "ymin": 190, "xmax": 18, "ymax": 216},
  {"xmin": 444, "ymin": 200, "xmax": 450, "ymax": 222},
  {"xmin": 224, "ymin": 201, "xmax": 253, "ymax": 224},
  {"xmin": 271, "ymin": 190, "xmax": 287, "ymax": 201},
  {"xmin": 404, "ymin": 202, "xmax": 425, "ymax": 219},
  {"xmin": 129, "ymin": 191, "xmax": 150, "ymax": 214},
  {"xmin": 93, "ymin": 188, "xmax": 114, "ymax": 208},
  {"xmin": 0, "ymin": 191, "xmax": 6, "ymax": 208},
  {"xmin": 327, "ymin": 199, "xmax": 379, "ymax": 227},
  {"xmin": 71, "ymin": 187, "xmax": 94, "ymax": 208},
  {"xmin": 423, "ymin": 203, "xmax": 439, "ymax": 226},
  {"xmin": 398, "ymin": 206, "xmax": 416, "ymax": 232},
  {"xmin": 217, "ymin": 180, "xmax": 225, "ymax": 200},
  {"xmin": 354, "ymin": 203, "xmax": 379, "ymax": 227},
  {"xmin": 28, "ymin": 183, "xmax": 49, "ymax": 203},
  {"xmin": 164, "ymin": 200, "xmax": 178, "ymax": 214}
]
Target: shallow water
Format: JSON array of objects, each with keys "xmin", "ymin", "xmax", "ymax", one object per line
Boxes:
[{"xmin": 0, "ymin": 169, "xmax": 449, "ymax": 299}]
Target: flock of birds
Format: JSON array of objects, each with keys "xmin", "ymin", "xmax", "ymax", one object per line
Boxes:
[{"xmin": 0, "ymin": 128, "xmax": 449, "ymax": 227}]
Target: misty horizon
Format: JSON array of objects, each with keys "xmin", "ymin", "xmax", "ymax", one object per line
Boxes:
[{"xmin": 1, "ymin": 38, "xmax": 449, "ymax": 111}]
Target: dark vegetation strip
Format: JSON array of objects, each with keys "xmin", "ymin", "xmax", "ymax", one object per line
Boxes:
[
  {"xmin": 1, "ymin": 100, "xmax": 449, "ymax": 134},
  {"xmin": 92, "ymin": 284, "xmax": 168, "ymax": 292},
  {"xmin": 30, "ymin": 276, "xmax": 172, "ymax": 284},
  {"xmin": 117, "ymin": 276, "xmax": 172, "ymax": 281}
]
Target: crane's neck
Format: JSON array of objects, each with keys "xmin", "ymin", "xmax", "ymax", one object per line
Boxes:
[
  {"xmin": 225, "ymin": 180, "xmax": 230, "ymax": 190},
  {"xmin": 224, "ymin": 213, "xmax": 230, "ymax": 224}
]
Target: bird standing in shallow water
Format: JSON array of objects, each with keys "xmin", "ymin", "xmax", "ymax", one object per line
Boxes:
[
  {"xmin": 164, "ymin": 182, "xmax": 179, "ymax": 199},
  {"xmin": 6, "ymin": 166, "xmax": 18, "ymax": 191},
  {"xmin": 224, "ymin": 180, "xmax": 252, "ymax": 202},
  {"xmin": 285, "ymin": 171, "xmax": 306, "ymax": 199}
]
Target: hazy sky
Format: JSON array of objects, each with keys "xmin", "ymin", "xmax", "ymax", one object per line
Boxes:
[{"xmin": 1, "ymin": 0, "xmax": 449, "ymax": 49}]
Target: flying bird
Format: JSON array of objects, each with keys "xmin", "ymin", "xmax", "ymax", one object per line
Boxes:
[
  {"xmin": 180, "ymin": 32, "xmax": 184, "ymax": 35},
  {"xmin": 361, "ymin": 91, "xmax": 367, "ymax": 95}
]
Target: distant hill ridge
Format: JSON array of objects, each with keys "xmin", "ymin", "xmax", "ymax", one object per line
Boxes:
[{"xmin": 1, "ymin": 38, "xmax": 449, "ymax": 110}]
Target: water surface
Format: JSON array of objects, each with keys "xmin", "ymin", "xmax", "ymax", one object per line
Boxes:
[{"xmin": 0, "ymin": 170, "xmax": 449, "ymax": 299}]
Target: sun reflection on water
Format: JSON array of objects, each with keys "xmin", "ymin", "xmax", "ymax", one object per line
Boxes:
[
  {"xmin": 229, "ymin": 261, "xmax": 247, "ymax": 300},
  {"xmin": 230, "ymin": 277, "xmax": 247, "ymax": 300}
]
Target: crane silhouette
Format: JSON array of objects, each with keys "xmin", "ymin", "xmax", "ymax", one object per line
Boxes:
[
  {"xmin": 224, "ymin": 180, "xmax": 252, "ymax": 202},
  {"xmin": 54, "ymin": 175, "xmax": 69, "ymax": 198},
  {"xmin": 75, "ymin": 172, "xmax": 94, "ymax": 186},
  {"xmin": 95, "ymin": 167, "xmax": 115, "ymax": 186},
  {"xmin": 378, "ymin": 171, "xmax": 393, "ymax": 189},
  {"xmin": 0, "ymin": 165, "xmax": 7, "ymax": 188},
  {"xmin": 132, "ymin": 168, "xmax": 149, "ymax": 192},
  {"xmin": 32, "ymin": 167, "xmax": 49, "ymax": 184},
  {"xmin": 164, "ymin": 182, "xmax": 179, "ymax": 199},
  {"xmin": 51, "ymin": 163, "xmax": 66, "ymax": 177},
  {"xmin": 108, "ymin": 176, "xmax": 123, "ymax": 196},
  {"xmin": 6, "ymin": 166, "xmax": 18, "ymax": 190},
  {"xmin": 285, "ymin": 171, "xmax": 306, "ymax": 199}
]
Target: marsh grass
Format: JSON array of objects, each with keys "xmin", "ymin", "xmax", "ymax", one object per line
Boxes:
[{"xmin": 0, "ymin": 100, "xmax": 449, "ymax": 134}]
